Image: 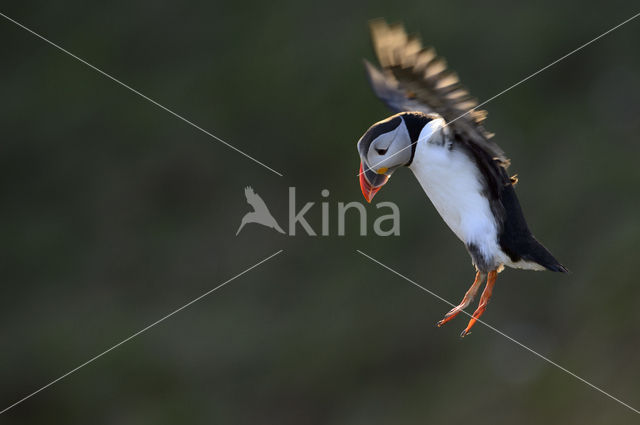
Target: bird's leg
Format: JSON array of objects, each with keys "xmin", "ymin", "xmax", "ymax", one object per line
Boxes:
[
  {"xmin": 460, "ymin": 270, "xmax": 498, "ymax": 337},
  {"xmin": 437, "ymin": 271, "xmax": 484, "ymax": 327}
]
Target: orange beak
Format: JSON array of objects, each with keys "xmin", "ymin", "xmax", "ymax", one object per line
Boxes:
[{"xmin": 359, "ymin": 161, "xmax": 389, "ymax": 203}]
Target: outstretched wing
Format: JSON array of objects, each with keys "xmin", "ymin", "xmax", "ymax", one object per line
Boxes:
[
  {"xmin": 244, "ymin": 186, "xmax": 270, "ymax": 215},
  {"xmin": 363, "ymin": 20, "xmax": 567, "ymax": 268},
  {"xmin": 365, "ymin": 19, "xmax": 507, "ymax": 167}
]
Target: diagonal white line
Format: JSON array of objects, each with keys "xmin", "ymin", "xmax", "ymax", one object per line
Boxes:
[
  {"xmin": 0, "ymin": 11, "xmax": 283, "ymax": 177},
  {"xmin": 0, "ymin": 249, "xmax": 284, "ymax": 415},
  {"xmin": 356, "ymin": 249, "xmax": 640, "ymax": 415},
  {"xmin": 357, "ymin": 11, "xmax": 640, "ymax": 177},
  {"xmin": 446, "ymin": 10, "xmax": 640, "ymax": 128}
]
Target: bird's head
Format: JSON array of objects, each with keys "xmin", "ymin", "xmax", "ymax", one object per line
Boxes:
[{"xmin": 357, "ymin": 112, "xmax": 444, "ymax": 202}]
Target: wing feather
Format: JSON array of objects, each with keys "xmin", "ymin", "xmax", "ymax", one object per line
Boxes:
[{"xmin": 365, "ymin": 19, "xmax": 508, "ymax": 166}]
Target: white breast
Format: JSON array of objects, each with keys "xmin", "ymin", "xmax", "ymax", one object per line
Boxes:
[{"xmin": 409, "ymin": 136, "xmax": 508, "ymax": 265}]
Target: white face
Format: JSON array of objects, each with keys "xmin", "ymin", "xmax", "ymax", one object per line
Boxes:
[
  {"xmin": 357, "ymin": 112, "xmax": 447, "ymax": 202},
  {"xmin": 363, "ymin": 119, "xmax": 412, "ymax": 175}
]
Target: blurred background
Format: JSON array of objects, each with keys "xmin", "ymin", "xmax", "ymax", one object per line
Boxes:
[{"xmin": 1, "ymin": 1, "xmax": 639, "ymax": 424}]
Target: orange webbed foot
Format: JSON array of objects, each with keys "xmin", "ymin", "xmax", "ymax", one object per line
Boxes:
[
  {"xmin": 459, "ymin": 270, "xmax": 498, "ymax": 337},
  {"xmin": 436, "ymin": 271, "xmax": 484, "ymax": 328}
]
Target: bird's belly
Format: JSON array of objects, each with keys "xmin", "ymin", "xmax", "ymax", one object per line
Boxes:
[
  {"xmin": 417, "ymin": 172, "xmax": 494, "ymax": 244},
  {"xmin": 410, "ymin": 147, "xmax": 505, "ymax": 265}
]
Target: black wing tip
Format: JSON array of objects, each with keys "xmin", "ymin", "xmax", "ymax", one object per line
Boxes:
[
  {"xmin": 513, "ymin": 235, "xmax": 570, "ymax": 274},
  {"xmin": 546, "ymin": 263, "xmax": 570, "ymax": 273},
  {"xmin": 531, "ymin": 245, "xmax": 569, "ymax": 274}
]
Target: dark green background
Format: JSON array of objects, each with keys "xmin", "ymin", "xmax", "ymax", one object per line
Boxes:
[{"xmin": 1, "ymin": 1, "xmax": 639, "ymax": 423}]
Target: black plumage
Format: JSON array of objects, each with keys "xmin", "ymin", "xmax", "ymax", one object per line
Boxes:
[{"xmin": 364, "ymin": 19, "xmax": 567, "ymax": 274}]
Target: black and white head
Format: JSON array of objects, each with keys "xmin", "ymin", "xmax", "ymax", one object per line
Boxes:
[{"xmin": 357, "ymin": 111, "xmax": 445, "ymax": 202}]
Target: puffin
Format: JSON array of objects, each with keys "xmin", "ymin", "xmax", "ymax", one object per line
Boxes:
[{"xmin": 357, "ymin": 19, "xmax": 568, "ymax": 337}]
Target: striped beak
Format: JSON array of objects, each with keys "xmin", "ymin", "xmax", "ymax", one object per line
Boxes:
[{"xmin": 359, "ymin": 161, "xmax": 389, "ymax": 203}]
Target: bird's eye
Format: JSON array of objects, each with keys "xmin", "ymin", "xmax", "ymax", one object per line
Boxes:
[{"xmin": 375, "ymin": 148, "xmax": 388, "ymax": 155}]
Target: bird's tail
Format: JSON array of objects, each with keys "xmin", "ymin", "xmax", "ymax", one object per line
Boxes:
[{"xmin": 526, "ymin": 238, "xmax": 569, "ymax": 273}]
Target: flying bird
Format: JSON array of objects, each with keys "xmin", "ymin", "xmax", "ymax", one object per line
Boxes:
[
  {"xmin": 357, "ymin": 19, "xmax": 567, "ymax": 337},
  {"xmin": 236, "ymin": 186, "xmax": 285, "ymax": 235}
]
